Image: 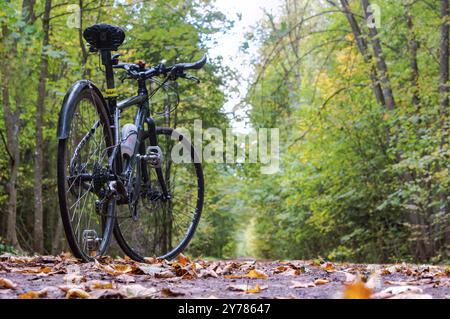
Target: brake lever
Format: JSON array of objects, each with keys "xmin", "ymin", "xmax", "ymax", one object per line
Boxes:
[{"xmin": 181, "ymin": 73, "xmax": 200, "ymax": 84}]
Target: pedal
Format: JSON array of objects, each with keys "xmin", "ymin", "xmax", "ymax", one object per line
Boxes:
[
  {"xmin": 82, "ymin": 230, "xmax": 101, "ymax": 256},
  {"xmin": 139, "ymin": 146, "xmax": 162, "ymax": 167}
]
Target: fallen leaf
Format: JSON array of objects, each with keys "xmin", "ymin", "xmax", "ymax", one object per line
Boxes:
[
  {"xmin": 115, "ymin": 274, "xmax": 136, "ymax": 283},
  {"xmin": 246, "ymin": 283, "xmax": 267, "ymax": 293},
  {"xmin": 275, "ymin": 266, "xmax": 288, "ymax": 273},
  {"xmin": 112, "ymin": 264, "xmax": 133, "ymax": 273},
  {"xmin": 321, "ymin": 262, "xmax": 335, "ymax": 271},
  {"xmin": 66, "ymin": 288, "xmax": 90, "ymax": 299},
  {"xmin": 198, "ymin": 269, "xmax": 218, "ymax": 278},
  {"xmin": 0, "ymin": 277, "xmax": 16, "ymax": 289},
  {"xmin": 384, "ymin": 280, "xmax": 418, "ymax": 286},
  {"xmin": 228, "ymin": 283, "xmax": 268, "ymax": 293},
  {"xmin": 246, "ymin": 269, "xmax": 269, "ymax": 279},
  {"xmin": 154, "ymin": 270, "xmax": 176, "ymax": 279},
  {"xmin": 372, "ymin": 286, "xmax": 424, "ymax": 299},
  {"xmin": 290, "ymin": 281, "xmax": 315, "ymax": 288},
  {"xmin": 314, "ymin": 278, "xmax": 330, "ymax": 285},
  {"xmin": 280, "ymin": 268, "xmax": 303, "ymax": 276},
  {"xmin": 388, "ymin": 293, "xmax": 432, "ymax": 299},
  {"xmin": 143, "ymin": 257, "xmax": 159, "ymax": 264},
  {"xmin": 161, "ymin": 287, "xmax": 185, "ymax": 297},
  {"xmin": 119, "ymin": 284, "xmax": 157, "ymax": 299},
  {"xmin": 137, "ymin": 264, "xmax": 166, "ymax": 276},
  {"xmin": 343, "ymin": 281, "xmax": 373, "ymax": 299},
  {"xmin": 63, "ymin": 273, "xmax": 85, "ymax": 284},
  {"xmin": 87, "ymin": 280, "xmax": 113, "ymax": 290},
  {"xmin": 18, "ymin": 288, "xmax": 48, "ymax": 299},
  {"xmin": 15, "ymin": 267, "xmax": 52, "ymax": 274},
  {"xmin": 89, "ymin": 289, "xmax": 126, "ymax": 299},
  {"xmin": 178, "ymin": 253, "xmax": 190, "ymax": 266}
]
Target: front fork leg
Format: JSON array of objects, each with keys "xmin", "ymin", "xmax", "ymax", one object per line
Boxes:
[{"xmin": 146, "ymin": 117, "xmax": 169, "ymax": 197}]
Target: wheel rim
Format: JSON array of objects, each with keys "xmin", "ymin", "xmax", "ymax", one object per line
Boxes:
[{"xmin": 61, "ymin": 95, "xmax": 114, "ymax": 259}]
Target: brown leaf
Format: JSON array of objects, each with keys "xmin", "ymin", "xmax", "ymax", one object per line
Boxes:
[
  {"xmin": 18, "ymin": 288, "xmax": 48, "ymax": 299},
  {"xmin": 66, "ymin": 288, "xmax": 90, "ymax": 299},
  {"xmin": 275, "ymin": 266, "xmax": 289, "ymax": 273},
  {"xmin": 314, "ymin": 278, "xmax": 330, "ymax": 285},
  {"xmin": 321, "ymin": 262, "xmax": 335, "ymax": 271},
  {"xmin": 87, "ymin": 280, "xmax": 113, "ymax": 290},
  {"xmin": 0, "ymin": 277, "xmax": 16, "ymax": 289},
  {"xmin": 154, "ymin": 270, "xmax": 176, "ymax": 279},
  {"xmin": 343, "ymin": 281, "xmax": 373, "ymax": 299},
  {"xmin": 161, "ymin": 287, "xmax": 185, "ymax": 297},
  {"xmin": 15, "ymin": 266, "xmax": 52, "ymax": 274},
  {"xmin": 178, "ymin": 253, "xmax": 190, "ymax": 266}
]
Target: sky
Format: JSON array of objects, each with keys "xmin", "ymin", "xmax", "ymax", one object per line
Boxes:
[{"xmin": 208, "ymin": 0, "xmax": 283, "ymax": 132}]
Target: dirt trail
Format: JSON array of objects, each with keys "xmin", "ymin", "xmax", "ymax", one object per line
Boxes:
[{"xmin": 0, "ymin": 254, "xmax": 449, "ymax": 299}]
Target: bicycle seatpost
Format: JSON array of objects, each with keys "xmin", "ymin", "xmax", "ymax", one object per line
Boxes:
[{"xmin": 100, "ymin": 50, "xmax": 117, "ymax": 109}]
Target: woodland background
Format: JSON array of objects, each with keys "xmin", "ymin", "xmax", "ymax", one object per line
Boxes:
[{"xmin": 0, "ymin": 0, "xmax": 448, "ymax": 264}]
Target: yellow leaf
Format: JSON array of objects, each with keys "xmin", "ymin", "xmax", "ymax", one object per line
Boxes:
[
  {"xmin": 343, "ymin": 281, "xmax": 373, "ymax": 299},
  {"xmin": 246, "ymin": 269, "xmax": 269, "ymax": 279},
  {"xmin": 88, "ymin": 280, "xmax": 113, "ymax": 290},
  {"xmin": 112, "ymin": 264, "xmax": 133, "ymax": 273},
  {"xmin": 246, "ymin": 283, "xmax": 266, "ymax": 293},
  {"xmin": 66, "ymin": 288, "xmax": 90, "ymax": 299},
  {"xmin": 0, "ymin": 277, "xmax": 16, "ymax": 289},
  {"xmin": 18, "ymin": 289, "xmax": 48, "ymax": 299},
  {"xmin": 314, "ymin": 278, "xmax": 330, "ymax": 285}
]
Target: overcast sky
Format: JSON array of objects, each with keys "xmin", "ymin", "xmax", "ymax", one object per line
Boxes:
[{"xmin": 208, "ymin": 1, "xmax": 282, "ymax": 131}]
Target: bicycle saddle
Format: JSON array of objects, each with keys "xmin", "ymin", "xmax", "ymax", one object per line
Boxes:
[{"xmin": 83, "ymin": 24, "xmax": 125, "ymax": 51}]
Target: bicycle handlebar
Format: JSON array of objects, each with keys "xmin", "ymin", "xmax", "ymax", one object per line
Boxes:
[{"xmin": 113, "ymin": 54, "xmax": 207, "ymax": 81}]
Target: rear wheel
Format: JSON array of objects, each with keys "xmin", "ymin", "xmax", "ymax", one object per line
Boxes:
[
  {"xmin": 113, "ymin": 127, "xmax": 204, "ymax": 261},
  {"xmin": 57, "ymin": 87, "xmax": 116, "ymax": 261}
]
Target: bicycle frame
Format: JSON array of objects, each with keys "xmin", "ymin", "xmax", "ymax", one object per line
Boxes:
[{"xmin": 101, "ymin": 49, "xmax": 169, "ymax": 200}]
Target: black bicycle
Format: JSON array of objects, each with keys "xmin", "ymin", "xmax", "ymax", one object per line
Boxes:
[{"xmin": 57, "ymin": 24, "xmax": 205, "ymax": 262}]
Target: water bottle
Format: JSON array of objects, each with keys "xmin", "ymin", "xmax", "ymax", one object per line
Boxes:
[{"xmin": 121, "ymin": 123, "xmax": 137, "ymax": 159}]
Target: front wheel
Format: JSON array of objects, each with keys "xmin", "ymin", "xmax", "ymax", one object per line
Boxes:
[
  {"xmin": 114, "ymin": 127, "xmax": 204, "ymax": 261},
  {"xmin": 57, "ymin": 86, "xmax": 116, "ymax": 261}
]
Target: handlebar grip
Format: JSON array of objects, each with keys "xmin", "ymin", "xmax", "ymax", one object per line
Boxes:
[{"xmin": 173, "ymin": 54, "xmax": 207, "ymax": 71}]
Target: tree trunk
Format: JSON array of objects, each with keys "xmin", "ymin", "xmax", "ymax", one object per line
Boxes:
[
  {"xmin": 438, "ymin": 0, "xmax": 449, "ymax": 256},
  {"xmin": 439, "ymin": 0, "xmax": 449, "ymax": 115},
  {"xmin": 360, "ymin": 0, "xmax": 396, "ymax": 110},
  {"xmin": 1, "ymin": 23, "xmax": 22, "ymax": 251},
  {"xmin": 339, "ymin": 0, "xmax": 385, "ymax": 107},
  {"xmin": 404, "ymin": 3, "xmax": 420, "ymax": 108},
  {"xmin": 33, "ymin": 0, "xmax": 52, "ymax": 254}
]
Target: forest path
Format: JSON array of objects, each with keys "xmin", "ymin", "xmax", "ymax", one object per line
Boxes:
[{"xmin": 0, "ymin": 254, "xmax": 449, "ymax": 299}]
